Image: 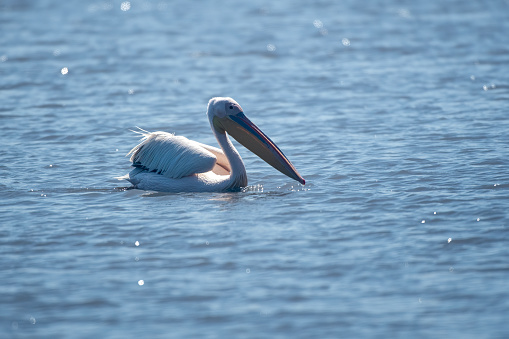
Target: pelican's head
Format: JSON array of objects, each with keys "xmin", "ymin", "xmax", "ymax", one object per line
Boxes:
[{"xmin": 207, "ymin": 97, "xmax": 305, "ymax": 185}]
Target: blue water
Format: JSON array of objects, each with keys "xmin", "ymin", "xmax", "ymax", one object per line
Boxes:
[{"xmin": 1, "ymin": 0, "xmax": 509, "ymax": 337}]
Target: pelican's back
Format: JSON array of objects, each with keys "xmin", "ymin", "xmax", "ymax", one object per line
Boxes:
[{"xmin": 128, "ymin": 131, "xmax": 217, "ymax": 179}]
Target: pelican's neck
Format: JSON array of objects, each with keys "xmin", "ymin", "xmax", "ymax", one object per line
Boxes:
[{"xmin": 211, "ymin": 124, "xmax": 248, "ymax": 190}]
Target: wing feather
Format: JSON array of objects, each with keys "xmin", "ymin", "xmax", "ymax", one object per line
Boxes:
[
  {"xmin": 194, "ymin": 141, "xmax": 231, "ymax": 174},
  {"xmin": 127, "ymin": 131, "xmax": 217, "ymax": 179}
]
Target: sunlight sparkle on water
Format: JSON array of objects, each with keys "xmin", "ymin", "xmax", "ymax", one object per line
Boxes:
[
  {"xmin": 313, "ymin": 20, "xmax": 323, "ymax": 28},
  {"xmin": 88, "ymin": 2, "xmax": 113, "ymax": 12},
  {"xmin": 121, "ymin": 2, "xmax": 131, "ymax": 11},
  {"xmin": 266, "ymin": 44, "xmax": 276, "ymax": 52},
  {"xmin": 135, "ymin": 241, "xmax": 139, "ymax": 246},
  {"xmin": 398, "ymin": 9, "xmax": 411, "ymax": 18},
  {"xmin": 61, "ymin": 67, "xmax": 68, "ymax": 75},
  {"xmin": 138, "ymin": 280, "xmax": 144, "ymax": 286}
]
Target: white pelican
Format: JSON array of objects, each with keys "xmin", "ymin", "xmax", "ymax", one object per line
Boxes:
[{"xmin": 119, "ymin": 97, "xmax": 305, "ymax": 192}]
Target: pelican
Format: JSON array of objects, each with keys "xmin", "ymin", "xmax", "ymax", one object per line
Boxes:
[{"xmin": 119, "ymin": 97, "xmax": 305, "ymax": 192}]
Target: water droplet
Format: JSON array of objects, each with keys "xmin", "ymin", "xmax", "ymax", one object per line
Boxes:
[
  {"xmin": 138, "ymin": 280, "xmax": 144, "ymax": 286},
  {"xmin": 135, "ymin": 241, "xmax": 139, "ymax": 246},
  {"xmin": 449, "ymin": 266, "xmax": 454, "ymax": 272},
  {"xmin": 266, "ymin": 44, "xmax": 276, "ymax": 52},
  {"xmin": 434, "ymin": 211, "xmax": 437, "ymax": 215},
  {"xmin": 29, "ymin": 316, "xmax": 36, "ymax": 325},
  {"xmin": 421, "ymin": 220, "xmax": 425, "ymax": 223},
  {"xmin": 476, "ymin": 218, "xmax": 480, "ymax": 222},
  {"xmin": 121, "ymin": 2, "xmax": 131, "ymax": 11},
  {"xmin": 470, "ymin": 75, "xmax": 475, "ymax": 81},
  {"xmin": 205, "ymin": 241, "xmax": 209, "ymax": 245},
  {"xmin": 448, "ymin": 238, "xmax": 452, "ymax": 243},
  {"xmin": 0, "ymin": 55, "xmax": 7, "ymax": 62},
  {"xmin": 128, "ymin": 89, "xmax": 134, "ymax": 95},
  {"xmin": 61, "ymin": 67, "xmax": 68, "ymax": 75},
  {"xmin": 341, "ymin": 38, "xmax": 351, "ymax": 46},
  {"xmin": 246, "ymin": 268, "xmax": 250, "ymax": 274}
]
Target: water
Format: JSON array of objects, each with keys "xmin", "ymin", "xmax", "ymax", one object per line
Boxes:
[{"xmin": 1, "ymin": 0, "xmax": 508, "ymax": 337}]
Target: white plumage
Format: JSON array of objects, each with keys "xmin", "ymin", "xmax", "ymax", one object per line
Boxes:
[{"xmin": 128, "ymin": 131, "xmax": 217, "ymax": 179}]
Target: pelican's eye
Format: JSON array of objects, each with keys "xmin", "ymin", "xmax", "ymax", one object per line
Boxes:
[{"xmin": 229, "ymin": 105, "xmax": 234, "ymax": 109}]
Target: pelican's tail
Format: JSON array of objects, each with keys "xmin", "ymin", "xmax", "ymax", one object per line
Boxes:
[
  {"xmin": 115, "ymin": 173, "xmax": 130, "ymax": 181},
  {"xmin": 115, "ymin": 167, "xmax": 145, "ymax": 182}
]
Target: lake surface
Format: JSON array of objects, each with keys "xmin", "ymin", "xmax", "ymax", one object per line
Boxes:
[{"xmin": 1, "ymin": 0, "xmax": 508, "ymax": 337}]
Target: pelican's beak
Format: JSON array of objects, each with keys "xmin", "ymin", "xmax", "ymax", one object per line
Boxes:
[{"xmin": 214, "ymin": 113, "xmax": 305, "ymax": 185}]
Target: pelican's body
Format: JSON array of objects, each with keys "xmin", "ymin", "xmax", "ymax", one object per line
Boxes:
[{"xmin": 120, "ymin": 97, "xmax": 304, "ymax": 192}]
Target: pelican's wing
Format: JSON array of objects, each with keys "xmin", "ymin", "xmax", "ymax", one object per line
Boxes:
[
  {"xmin": 194, "ymin": 142, "xmax": 231, "ymax": 174},
  {"xmin": 128, "ymin": 131, "xmax": 217, "ymax": 179}
]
